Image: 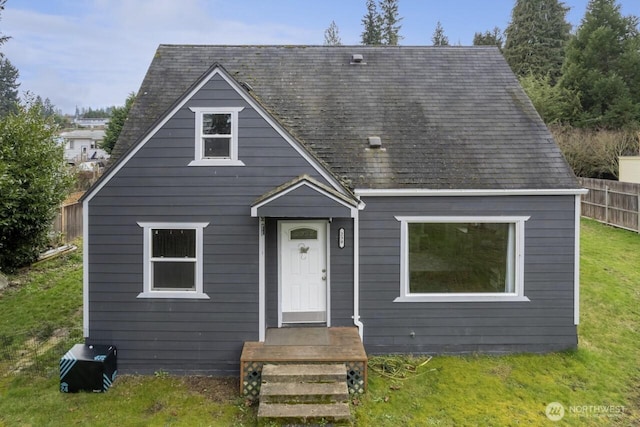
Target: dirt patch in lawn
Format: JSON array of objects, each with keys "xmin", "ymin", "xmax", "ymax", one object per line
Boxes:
[{"xmin": 180, "ymin": 376, "xmax": 239, "ymax": 403}]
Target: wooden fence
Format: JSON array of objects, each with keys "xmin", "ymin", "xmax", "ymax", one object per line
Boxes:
[
  {"xmin": 52, "ymin": 200, "xmax": 83, "ymax": 244},
  {"xmin": 579, "ymin": 177, "xmax": 640, "ymax": 233}
]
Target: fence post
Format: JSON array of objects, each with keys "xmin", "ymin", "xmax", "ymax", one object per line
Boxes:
[
  {"xmin": 61, "ymin": 205, "xmax": 67, "ymax": 243},
  {"xmin": 605, "ymin": 186, "xmax": 609, "ymax": 225},
  {"xmin": 637, "ymin": 193, "xmax": 640, "ymax": 233}
]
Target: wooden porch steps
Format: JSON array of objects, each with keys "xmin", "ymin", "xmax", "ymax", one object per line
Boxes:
[
  {"xmin": 241, "ymin": 327, "xmax": 368, "ymax": 397},
  {"xmin": 257, "ymin": 363, "xmax": 351, "ymax": 425}
]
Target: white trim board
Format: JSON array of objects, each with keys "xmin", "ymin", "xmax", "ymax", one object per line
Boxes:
[
  {"xmin": 82, "ymin": 199, "xmax": 89, "ymax": 337},
  {"xmin": 83, "ymin": 66, "xmax": 348, "ymax": 205},
  {"xmin": 352, "ymin": 209, "xmax": 364, "ymax": 339},
  {"xmin": 258, "ymin": 218, "xmax": 266, "ymax": 341},
  {"xmin": 356, "ymin": 188, "xmax": 588, "ymax": 197},
  {"xmin": 574, "ymin": 195, "xmax": 581, "ymax": 325}
]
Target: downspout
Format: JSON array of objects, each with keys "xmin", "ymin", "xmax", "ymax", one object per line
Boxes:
[{"xmin": 353, "ymin": 206, "xmax": 364, "ymax": 339}]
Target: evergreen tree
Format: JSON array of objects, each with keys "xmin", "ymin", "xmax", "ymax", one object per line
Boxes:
[
  {"xmin": 0, "ymin": 57, "xmax": 19, "ymax": 117},
  {"xmin": 0, "ymin": 99, "xmax": 73, "ymax": 272},
  {"xmin": 324, "ymin": 21, "xmax": 342, "ymax": 46},
  {"xmin": 431, "ymin": 21, "xmax": 449, "ymax": 46},
  {"xmin": 503, "ymin": 0, "xmax": 571, "ymax": 81},
  {"xmin": 561, "ymin": 0, "xmax": 640, "ymax": 128},
  {"xmin": 520, "ymin": 74, "xmax": 581, "ymax": 124},
  {"xmin": 33, "ymin": 96, "xmax": 57, "ymax": 119},
  {"xmin": 101, "ymin": 92, "xmax": 136, "ymax": 154},
  {"xmin": 380, "ymin": 0, "xmax": 402, "ymax": 45},
  {"xmin": 0, "ymin": 0, "xmax": 9, "ymax": 55},
  {"xmin": 31, "ymin": 95, "xmax": 68, "ymax": 127},
  {"xmin": 361, "ymin": 0, "xmax": 382, "ymax": 45},
  {"xmin": 473, "ymin": 27, "xmax": 503, "ymax": 51}
]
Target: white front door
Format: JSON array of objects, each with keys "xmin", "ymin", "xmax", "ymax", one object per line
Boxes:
[{"xmin": 279, "ymin": 221, "xmax": 327, "ymax": 324}]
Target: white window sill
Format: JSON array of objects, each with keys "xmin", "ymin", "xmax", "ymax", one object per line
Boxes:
[
  {"xmin": 394, "ymin": 295, "xmax": 531, "ymax": 303},
  {"xmin": 188, "ymin": 159, "xmax": 245, "ymax": 167},
  {"xmin": 137, "ymin": 292, "xmax": 210, "ymax": 300}
]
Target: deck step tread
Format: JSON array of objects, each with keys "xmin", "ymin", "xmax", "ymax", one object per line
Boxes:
[
  {"xmin": 257, "ymin": 402, "xmax": 351, "ymax": 421},
  {"xmin": 260, "ymin": 381, "xmax": 348, "ymax": 403},
  {"xmin": 262, "ymin": 363, "xmax": 346, "ymax": 383}
]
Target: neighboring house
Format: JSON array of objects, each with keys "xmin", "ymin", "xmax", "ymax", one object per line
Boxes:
[
  {"xmin": 82, "ymin": 46, "xmax": 585, "ymax": 376},
  {"xmin": 60, "ymin": 129, "xmax": 109, "ymax": 165},
  {"xmin": 73, "ymin": 117, "xmax": 109, "ymax": 128},
  {"xmin": 619, "ymin": 156, "xmax": 640, "ymax": 184}
]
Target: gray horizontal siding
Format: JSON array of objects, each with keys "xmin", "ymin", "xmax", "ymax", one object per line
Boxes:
[
  {"xmin": 256, "ymin": 185, "xmax": 353, "ymax": 218},
  {"xmin": 87, "ymin": 74, "xmax": 352, "ymax": 375},
  {"xmin": 265, "ymin": 219, "xmax": 278, "ymax": 328},
  {"xmin": 329, "ymin": 218, "xmax": 354, "ymax": 326},
  {"xmin": 359, "ymin": 195, "xmax": 578, "ymax": 355}
]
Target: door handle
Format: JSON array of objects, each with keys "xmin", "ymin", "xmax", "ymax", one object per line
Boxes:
[{"xmin": 322, "ymin": 275, "xmax": 326, "ymax": 281}]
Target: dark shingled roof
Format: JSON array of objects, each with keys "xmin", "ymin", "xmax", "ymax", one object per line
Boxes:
[{"xmin": 112, "ymin": 45, "xmax": 578, "ymax": 190}]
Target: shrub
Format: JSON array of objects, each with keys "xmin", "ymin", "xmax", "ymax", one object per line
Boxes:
[
  {"xmin": 552, "ymin": 126, "xmax": 639, "ymax": 179},
  {"xmin": 0, "ymin": 102, "xmax": 73, "ymax": 272}
]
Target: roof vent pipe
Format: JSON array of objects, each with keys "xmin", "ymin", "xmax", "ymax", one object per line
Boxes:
[
  {"xmin": 368, "ymin": 136, "xmax": 382, "ymax": 148},
  {"xmin": 351, "ymin": 54, "xmax": 365, "ymax": 64}
]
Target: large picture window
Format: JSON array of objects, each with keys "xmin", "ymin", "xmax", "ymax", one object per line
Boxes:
[
  {"xmin": 137, "ymin": 222, "xmax": 209, "ymax": 299},
  {"xmin": 395, "ymin": 216, "xmax": 530, "ymax": 302},
  {"xmin": 189, "ymin": 107, "xmax": 244, "ymax": 166}
]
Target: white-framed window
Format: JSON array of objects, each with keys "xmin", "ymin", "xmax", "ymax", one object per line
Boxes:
[
  {"xmin": 137, "ymin": 222, "xmax": 210, "ymax": 299},
  {"xmin": 188, "ymin": 107, "xmax": 245, "ymax": 166},
  {"xmin": 394, "ymin": 216, "xmax": 530, "ymax": 302}
]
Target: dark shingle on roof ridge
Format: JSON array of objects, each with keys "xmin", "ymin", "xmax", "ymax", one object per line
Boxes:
[{"xmin": 111, "ymin": 45, "xmax": 578, "ymax": 190}]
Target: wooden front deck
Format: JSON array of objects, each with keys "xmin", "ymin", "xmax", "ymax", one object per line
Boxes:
[{"xmin": 240, "ymin": 327, "xmax": 367, "ymax": 397}]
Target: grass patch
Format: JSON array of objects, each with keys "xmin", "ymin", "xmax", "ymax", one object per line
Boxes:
[
  {"xmin": 0, "ymin": 374, "xmax": 255, "ymax": 426},
  {"xmin": 0, "ymin": 244, "xmax": 84, "ymax": 376},
  {"xmin": 0, "ymin": 244, "xmax": 83, "ymax": 336},
  {"xmin": 1, "ymin": 219, "xmax": 639, "ymax": 425}
]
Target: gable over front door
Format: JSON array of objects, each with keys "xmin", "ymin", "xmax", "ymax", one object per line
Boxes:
[{"xmin": 279, "ymin": 221, "xmax": 328, "ymax": 325}]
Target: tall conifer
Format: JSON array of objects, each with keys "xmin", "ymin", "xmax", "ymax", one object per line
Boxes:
[{"xmin": 503, "ymin": 0, "xmax": 571, "ymax": 81}]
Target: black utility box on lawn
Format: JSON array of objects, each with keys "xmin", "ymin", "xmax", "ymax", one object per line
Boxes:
[{"xmin": 60, "ymin": 344, "xmax": 117, "ymax": 393}]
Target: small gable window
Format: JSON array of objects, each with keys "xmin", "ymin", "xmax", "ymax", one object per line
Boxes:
[
  {"xmin": 203, "ymin": 113, "xmax": 231, "ymax": 158},
  {"xmin": 189, "ymin": 107, "xmax": 244, "ymax": 166}
]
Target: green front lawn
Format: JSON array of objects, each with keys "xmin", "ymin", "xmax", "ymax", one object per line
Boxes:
[{"xmin": 1, "ymin": 219, "xmax": 639, "ymax": 426}]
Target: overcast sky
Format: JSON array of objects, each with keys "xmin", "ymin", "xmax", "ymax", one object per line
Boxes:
[{"xmin": 2, "ymin": 0, "xmax": 639, "ymax": 114}]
